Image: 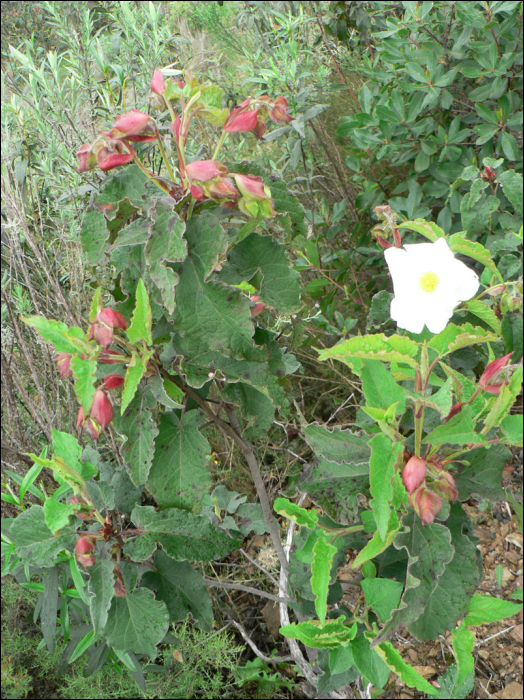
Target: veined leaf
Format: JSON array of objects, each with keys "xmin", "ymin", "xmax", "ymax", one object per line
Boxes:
[
  {"xmin": 126, "ymin": 278, "xmax": 152, "ymax": 345},
  {"xmin": 428, "ymin": 323, "xmax": 498, "ymax": 356},
  {"xmin": 70, "ymin": 356, "xmax": 97, "ymax": 413},
  {"xmin": 318, "ymin": 334, "xmax": 420, "ymax": 369},
  {"xmin": 311, "ymin": 535, "xmax": 338, "ymax": 624},
  {"xmin": 463, "ymin": 594, "xmax": 522, "ymax": 627},
  {"xmin": 398, "ymin": 219, "xmax": 445, "ymax": 241},
  {"xmin": 369, "ymin": 436, "xmax": 403, "ymax": 541},
  {"xmin": 374, "ymin": 641, "xmax": 439, "ymax": 695},
  {"xmin": 280, "ymin": 618, "xmax": 357, "ymax": 649},
  {"xmin": 121, "ymin": 351, "xmax": 152, "ymax": 415},
  {"xmin": 87, "ymin": 559, "xmax": 115, "ymax": 636},
  {"xmin": 23, "ymin": 317, "xmax": 89, "ymax": 355},
  {"xmin": 274, "ymin": 497, "xmax": 319, "ymax": 529},
  {"xmin": 423, "ymin": 405, "xmax": 487, "ymax": 446},
  {"xmin": 464, "ymin": 300, "xmax": 501, "ymax": 335},
  {"xmin": 448, "ymin": 234, "xmax": 500, "ymax": 278},
  {"xmin": 451, "ymin": 624, "xmax": 474, "ymax": 688}
]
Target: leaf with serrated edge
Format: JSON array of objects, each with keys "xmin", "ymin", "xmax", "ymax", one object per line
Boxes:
[
  {"xmin": 104, "ymin": 587, "xmax": 169, "ymax": 659},
  {"xmin": 87, "ymin": 559, "xmax": 115, "ymax": 636},
  {"xmin": 172, "ymin": 214, "xmax": 253, "ymax": 357},
  {"xmin": 81, "ymin": 209, "xmax": 110, "ymax": 265},
  {"xmin": 398, "ymin": 219, "xmax": 445, "ymax": 241},
  {"xmin": 352, "ymin": 510, "xmax": 401, "ymax": 569},
  {"xmin": 141, "ymin": 550, "xmax": 213, "ymax": 631},
  {"xmin": 351, "ymin": 636, "xmax": 391, "ymax": 689},
  {"xmin": 220, "ymin": 232, "xmax": 301, "ymax": 314},
  {"xmin": 423, "ymin": 404, "xmax": 487, "ymax": 446},
  {"xmin": 131, "ymin": 505, "xmax": 242, "ymax": 561},
  {"xmin": 362, "ymin": 360, "xmax": 406, "ymax": 412},
  {"xmin": 451, "ymin": 624, "xmax": 474, "ymax": 688},
  {"xmin": 280, "ymin": 619, "xmax": 356, "ymax": 649},
  {"xmin": 369, "ymin": 436, "xmax": 403, "ymax": 541},
  {"xmin": 127, "ymin": 278, "xmax": 152, "ymax": 345},
  {"xmin": 448, "ymin": 234, "xmax": 500, "ymax": 277},
  {"xmin": 454, "ymin": 444, "xmax": 512, "ymax": 502},
  {"xmin": 113, "ymin": 390, "xmax": 158, "ymax": 487},
  {"xmin": 408, "ymin": 503, "xmax": 482, "ymax": 640},
  {"xmin": 318, "ymin": 334, "xmax": 420, "ymax": 369},
  {"xmin": 23, "ymin": 317, "xmax": 89, "ymax": 355},
  {"xmin": 371, "ymin": 510, "xmax": 454, "ymax": 647},
  {"xmin": 428, "ymin": 323, "xmax": 498, "ymax": 356},
  {"xmin": 361, "ymin": 579, "xmax": 404, "ymax": 623},
  {"xmin": 274, "ymin": 497, "xmax": 319, "ymax": 529},
  {"xmin": 121, "ymin": 351, "xmax": 152, "ymax": 415},
  {"xmin": 500, "ymin": 414, "xmax": 523, "ymax": 445},
  {"xmin": 463, "ymin": 594, "xmax": 522, "ymax": 626},
  {"xmin": 465, "ymin": 300, "xmax": 501, "ymax": 335},
  {"xmin": 71, "ymin": 356, "xmax": 97, "ymax": 413},
  {"xmin": 302, "ymin": 423, "xmax": 371, "ymax": 466},
  {"xmin": 311, "ymin": 535, "xmax": 338, "ymax": 624},
  {"xmin": 146, "ymin": 410, "xmax": 211, "ymax": 510},
  {"xmin": 43, "ymin": 500, "xmax": 75, "ymax": 533},
  {"xmin": 10, "ymin": 505, "xmax": 76, "ymax": 567},
  {"xmin": 374, "ymin": 641, "xmax": 439, "ymax": 696}
]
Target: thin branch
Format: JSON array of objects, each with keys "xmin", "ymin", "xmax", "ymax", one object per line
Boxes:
[
  {"xmin": 203, "ymin": 578, "xmax": 291, "ymax": 604},
  {"xmin": 475, "ymin": 625, "xmax": 515, "ymax": 647},
  {"xmin": 228, "ymin": 618, "xmax": 294, "ymax": 664}
]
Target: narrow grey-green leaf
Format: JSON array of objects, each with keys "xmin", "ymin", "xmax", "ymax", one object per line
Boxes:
[
  {"xmin": 42, "ymin": 566, "xmax": 59, "ymax": 653},
  {"xmin": 127, "ymin": 278, "xmax": 152, "ymax": 345},
  {"xmin": 112, "ymin": 389, "xmax": 158, "ymax": 487},
  {"xmin": 87, "ymin": 559, "xmax": 115, "ymax": 636}
]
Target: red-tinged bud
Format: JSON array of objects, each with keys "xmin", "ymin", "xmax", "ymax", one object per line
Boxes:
[
  {"xmin": 232, "ymin": 173, "xmax": 271, "ymax": 201},
  {"xmin": 479, "ymin": 352, "xmax": 513, "ymax": 394},
  {"xmin": 392, "ymin": 227, "xmax": 402, "ymax": 247},
  {"xmin": 171, "ymin": 115, "xmax": 182, "ymax": 139},
  {"xmin": 374, "ymin": 205, "xmax": 392, "ymax": 216},
  {"xmin": 55, "ymin": 353, "xmax": 73, "ymax": 377},
  {"xmin": 114, "ymin": 565, "xmax": 126, "ymax": 597},
  {"xmin": 91, "ymin": 389, "xmax": 113, "ymax": 430},
  {"xmin": 70, "ymin": 495, "xmax": 95, "ymax": 521},
  {"xmin": 99, "ymin": 349, "xmax": 122, "ymax": 364},
  {"xmin": 190, "ymin": 184, "xmax": 205, "ymax": 200},
  {"xmin": 481, "ymin": 165, "xmax": 497, "ymax": 182},
  {"xmin": 445, "ymin": 401, "xmax": 465, "ymax": 423},
  {"xmin": 97, "ymin": 149, "xmax": 135, "ymax": 171},
  {"xmin": 98, "ymin": 308, "xmax": 127, "ymax": 330},
  {"xmin": 249, "ymin": 295, "xmax": 266, "ymax": 318},
  {"xmin": 185, "ymin": 160, "xmax": 223, "ymax": 182},
  {"xmin": 75, "ymin": 534, "xmax": 96, "ymax": 556},
  {"xmin": 252, "ymin": 119, "xmax": 267, "ymax": 140},
  {"xmin": 151, "ymin": 69, "xmax": 166, "ymax": 95},
  {"xmin": 224, "ymin": 99, "xmax": 260, "ymax": 133},
  {"xmin": 402, "ymin": 456, "xmax": 427, "ymax": 494},
  {"xmin": 486, "ymin": 285, "xmax": 506, "ymax": 296},
  {"xmin": 432, "ymin": 471, "xmax": 458, "ymax": 502},
  {"xmin": 377, "ymin": 235, "xmax": 393, "ymax": 249},
  {"xmin": 77, "ymin": 406, "xmax": 101, "ymax": 439},
  {"xmin": 102, "ymin": 109, "xmax": 152, "ymax": 139},
  {"xmin": 412, "ymin": 487, "xmax": 443, "ymax": 525},
  {"xmin": 102, "ymin": 374, "xmax": 125, "ymax": 390},
  {"xmin": 89, "ymin": 308, "xmax": 127, "ymax": 349},
  {"xmin": 270, "ymin": 96, "xmax": 293, "ymax": 123},
  {"xmin": 77, "ymin": 143, "xmax": 97, "ymax": 172},
  {"xmin": 207, "ymin": 176, "xmax": 239, "ymax": 201}
]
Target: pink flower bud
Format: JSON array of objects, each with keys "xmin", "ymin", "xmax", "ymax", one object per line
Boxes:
[
  {"xmin": 402, "ymin": 456, "xmax": 427, "ymax": 494},
  {"xmin": 102, "ymin": 374, "xmax": 125, "ymax": 390},
  {"xmin": 392, "ymin": 227, "xmax": 402, "ymax": 248},
  {"xmin": 224, "ymin": 99, "xmax": 260, "ymax": 133},
  {"xmin": 102, "ymin": 109, "xmax": 152, "ymax": 139},
  {"xmin": 76, "ymin": 407, "xmax": 100, "ymax": 439},
  {"xmin": 445, "ymin": 402, "xmax": 465, "ymax": 423},
  {"xmin": 412, "ymin": 487, "xmax": 443, "ymax": 525},
  {"xmin": 77, "ymin": 143, "xmax": 97, "ymax": 172},
  {"xmin": 232, "ymin": 173, "xmax": 271, "ymax": 201},
  {"xmin": 75, "ymin": 535, "xmax": 96, "ymax": 567},
  {"xmin": 55, "ymin": 353, "xmax": 73, "ymax": 377},
  {"xmin": 190, "ymin": 184, "xmax": 205, "ymax": 200},
  {"xmin": 90, "ymin": 389, "xmax": 113, "ymax": 430},
  {"xmin": 270, "ymin": 96, "xmax": 293, "ymax": 123},
  {"xmin": 70, "ymin": 495, "xmax": 95, "ymax": 521},
  {"xmin": 98, "ymin": 308, "xmax": 127, "ymax": 330},
  {"xmin": 485, "ymin": 285, "xmax": 506, "ymax": 296},
  {"xmin": 99, "ymin": 349, "xmax": 122, "ymax": 364},
  {"xmin": 249, "ymin": 295, "xmax": 266, "ymax": 318},
  {"xmin": 185, "ymin": 160, "xmax": 223, "ymax": 182},
  {"xmin": 207, "ymin": 176, "xmax": 239, "ymax": 200},
  {"xmin": 479, "ymin": 352, "xmax": 513, "ymax": 394},
  {"xmin": 97, "ymin": 148, "xmax": 135, "ymax": 172},
  {"xmin": 171, "ymin": 115, "xmax": 182, "ymax": 139},
  {"xmin": 377, "ymin": 235, "xmax": 393, "ymax": 249},
  {"xmin": 89, "ymin": 308, "xmax": 127, "ymax": 349},
  {"xmin": 432, "ymin": 471, "xmax": 458, "ymax": 502},
  {"xmin": 150, "ymin": 69, "xmax": 166, "ymax": 96}
]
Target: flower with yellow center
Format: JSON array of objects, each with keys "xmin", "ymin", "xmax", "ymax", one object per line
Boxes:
[{"xmin": 384, "ymin": 237, "xmax": 479, "ymax": 334}]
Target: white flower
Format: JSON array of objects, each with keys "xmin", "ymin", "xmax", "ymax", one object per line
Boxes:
[{"xmin": 384, "ymin": 237, "xmax": 479, "ymax": 334}]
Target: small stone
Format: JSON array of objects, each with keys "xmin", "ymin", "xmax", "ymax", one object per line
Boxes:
[
  {"xmin": 407, "ymin": 648, "xmax": 419, "ymax": 664},
  {"xmin": 478, "ymin": 649, "xmax": 490, "ymax": 660},
  {"xmin": 496, "ymin": 681, "xmax": 524, "ymax": 699},
  {"xmin": 413, "ymin": 665, "xmax": 437, "ymax": 678}
]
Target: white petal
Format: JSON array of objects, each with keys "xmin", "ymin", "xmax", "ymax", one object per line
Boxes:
[{"xmin": 390, "ymin": 296, "xmax": 426, "ymax": 334}]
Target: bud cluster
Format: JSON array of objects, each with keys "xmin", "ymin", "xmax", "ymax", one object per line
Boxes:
[
  {"xmin": 77, "ymin": 68, "xmax": 293, "ymax": 220},
  {"xmin": 402, "ymin": 454, "xmax": 458, "ymax": 525}
]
